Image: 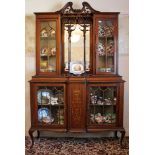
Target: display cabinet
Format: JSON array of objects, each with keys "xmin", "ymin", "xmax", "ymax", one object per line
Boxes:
[{"xmin": 29, "ymin": 2, "xmax": 125, "ymax": 148}]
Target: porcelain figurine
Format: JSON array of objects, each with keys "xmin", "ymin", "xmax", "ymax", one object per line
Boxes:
[
  {"xmin": 95, "ymin": 113, "xmax": 103, "ymax": 124},
  {"xmin": 50, "ymin": 97, "xmax": 58, "ymax": 105},
  {"xmin": 40, "ymin": 28, "xmax": 48, "ymax": 37},
  {"xmin": 90, "ymin": 95, "xmax": 97, "ymax": 104}
]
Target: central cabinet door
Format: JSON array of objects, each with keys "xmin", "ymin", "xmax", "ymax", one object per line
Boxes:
[{"xmin": 68, "ymin": 83, "xmax": 86, "ymax": 132}]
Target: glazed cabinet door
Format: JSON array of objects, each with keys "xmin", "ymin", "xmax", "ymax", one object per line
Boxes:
[
  {"xmin": 93, "ymin": 14, "xmax": 118, "ymax": 74},
  {"xmin": 36, "ymin": 14, "xmax": 61, "ymax": 76},
  {"xmin": 31, "ymin": 83, "xmax": 67, "ymax": 131},
  {"xmin": 87, "ymin": 83, "xmax": 120, "ymax": 130}
]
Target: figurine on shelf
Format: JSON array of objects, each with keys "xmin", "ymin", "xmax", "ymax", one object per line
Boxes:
[
  {"xmin": 98, "ymin": 24, "xmax": 104, "ymax": 37},
  {"xmin": 106, "ymin": 68, "xmax": 111, "ymax": 72},
  {"xmin": 103, "ymin": 25, "xmax": 114, "ymax": 37},
  {"xmin": 113, "ymin": 97, "xmax": 117, "ymax": 105},
  {"xmin": 49, "ymin": 48, "xmax": 56, "ymax": 56},
  {"xmin": 103, "ymin": 113, "xmax": 116, "ymax": 123},
  {"xmin": 104, "ymin": 98, "xmax": 112, "ymax": 105},
  {"xmin": 95, "ymin": 113, "xmax": 103, "ymax": 124},
  {"xmin": 97, "ymin": 97, "xmax": 104, "ymax": 105},
  {"xmin": 90, "ymin": 114, "xmax": 95, "ymax": 123},
  {"xmin": 97, "ymin": 42, "xmax": 105, "ymax": 56},
  {"xmin": 50, "ymin": 97, "xmax": 58, "ymax": 105},
  {"xmin": 57, "ymin": 94, "xmax": 64, "ymax": 104},
  {"xmin": 98, "ymin": 24, "xmax": 114, "ymax": 37},
  {"xmin": 41, "ymin": 47, "xmax": 49, "ymax": 55},
  {"xmin": 90, "ymin": 94, "xmax": 97, "ymax": 104},
  {"xmin": 40, "ymin": 28, "xmax": 48, "ymax": 37},
  {"xmin": 48, "ymin": 65, "xmax": 56, "ymax": 72}
]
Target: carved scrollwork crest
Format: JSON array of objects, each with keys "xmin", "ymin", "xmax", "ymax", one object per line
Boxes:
[{"xmin": 57, "ymin": 1, "xmax": 100, "ymax": 15}]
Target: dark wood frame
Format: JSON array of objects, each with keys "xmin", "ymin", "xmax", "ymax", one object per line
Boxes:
[{"xmin": 29, "ymin": 2, "xmax": 126, "ymax": 149}]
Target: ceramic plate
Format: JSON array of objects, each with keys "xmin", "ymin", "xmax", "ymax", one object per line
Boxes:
[
  {"xmin": 38, "ymin": 108, "xmax": 54, "ymax": 123},
  {"xmin": 37, "ymin": 89, "xmax": 51, "ymax": 104}
]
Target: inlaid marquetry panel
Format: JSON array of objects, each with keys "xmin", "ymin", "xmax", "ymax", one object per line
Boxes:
[{"xmin": 69, "ymin": 83, "xmax": 86, "ymax": 132}]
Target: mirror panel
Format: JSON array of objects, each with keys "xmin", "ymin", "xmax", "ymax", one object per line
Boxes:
[{"xmin": 64, "ymin": 24, "xmax": 90, "ymax": 72}]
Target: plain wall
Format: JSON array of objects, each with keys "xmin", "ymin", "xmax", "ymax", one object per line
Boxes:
[{"xmin": 25, "ymin": 0, "xmax": 129, "ymax": 136}]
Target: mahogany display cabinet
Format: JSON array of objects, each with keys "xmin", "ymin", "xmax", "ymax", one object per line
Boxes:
[{"xmin": 29, "ymin": 2, "xmax": 126, "ymax": 148}]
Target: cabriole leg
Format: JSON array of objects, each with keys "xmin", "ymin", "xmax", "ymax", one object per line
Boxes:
[
  {"xmin": 28, "ymin": 128, "xmax": 35, "ymax": 149},
  {"xmin": 120, "ymin": 130, "xmax": 125, "ymax": 148}
]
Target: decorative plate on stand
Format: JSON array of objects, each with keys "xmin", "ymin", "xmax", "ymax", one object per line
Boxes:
[
  {"xmin": 38, "ymin": 108, "xmax": 54, "ymax": 123},
  {"xmin": 37, "ymin": 89, "xmax": 51, "ymax": 104},
  {"xmin": 70, "ymin": 61, "xmax": 85, "ymax": 75}
]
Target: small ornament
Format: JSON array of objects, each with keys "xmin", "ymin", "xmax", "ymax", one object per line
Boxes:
[
  {"xmin": 90, "ymin": 95, "xmax": 97, "ymax": 104},
  {"xmin": 51, "ymin": 48, "xmax": 56, "ymax": 55},
  {"xmin": 104, "ymin": 98, "xmax": 112, "ymax": 105},
  {"xmin": 113, "ymin": 97, "xmax": 117, "ymax": 105},
  {"xmin": 50, "ymin": 97, "xmax": 58, "ymax": 105},
  {"xmin": 41, "ymin": 47, "xmax": 49, "ymax": 55},
  {"xmin": 97, "ymin": 42, "xmax": 105, "ymax": 56},
  {"xmin": 95, "ymin": 113, "xmax": 103, "ymax": 124},
  {"xmin": 90, "ymin": 114, "xmax": 95, "ymax": 123},
  {"xmin": 40, "ymin": 28, "xmax": 48, "ymax": 37}
]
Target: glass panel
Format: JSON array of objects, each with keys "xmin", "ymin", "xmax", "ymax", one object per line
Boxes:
[
  {"xmin": 40, "ymin": 21, "xmax": 57, "ymax": 72},
  {"xmin": 89, "ymin": 86, "xmax": 117, "ymax": 125},
  {"xmin": 64, "ymin": 24, "xmax": 90, "ymax": 72},
  {"xmin": 96, "ymin": 20, "xmax": 115, "ymax": 73},
  {"xmin": 37, "ymin": 86, "xmax": 64, "ymax": 125}
]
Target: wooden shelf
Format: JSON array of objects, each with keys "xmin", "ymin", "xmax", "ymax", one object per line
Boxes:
[
  {"xmin": 40, "ymin": 54, "xmax": 56, "ymax": 57},
  {"xmin": 98, "ymin": 36, "xmax": 114, "ymax": 39},
  {"xmin": 40, "ymin": 36, "xmax": 56, "ymax": 40},
  {"xmin": 38, "ymin": 104, "xmax": 64, "ymax": 106},
  {"xmin": 89, "ymin": 104, "xmax": 116, "ymax": 106},
  {"xmin": 97, "ymin": 54, "xmax": 114, "ymax": 57}
]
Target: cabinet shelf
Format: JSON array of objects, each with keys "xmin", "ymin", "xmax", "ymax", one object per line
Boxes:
[
  {"xmin": 40, "ymin": 36, "xmax": 56, "ymax": 40},
  {"xmin": 40, "ymin": 54, "xmax": 56, "ymax": 57},
  {"xmin": 98, "ymin": 36, "xmax": 114, "ymax": 39},
  {"xmin": 38, "ymin": 104, "xmax": 64, "ymax": 106},
  {"xmin": 89, "ymin": 104, "xmax": 116, "ymax": 106},
  {"xmin": 97, "ymin": 54, "xmax": 114, "ymax": 57},
  {"xmin": 38, "ymin": 122, "xmax": 64, "ymax": 126}
]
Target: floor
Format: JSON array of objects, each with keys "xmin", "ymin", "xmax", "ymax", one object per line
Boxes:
[{"xmin": 25, "ymin": 136, "xmax": 129, "ymax": 155}]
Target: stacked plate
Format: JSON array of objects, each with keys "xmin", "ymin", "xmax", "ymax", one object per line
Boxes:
[{"xmin": 38, "ymin": 108, "xmax": 54, "ymax": 123}]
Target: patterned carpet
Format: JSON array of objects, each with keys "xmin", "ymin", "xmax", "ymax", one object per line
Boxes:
[{"xmin": 25, "ymin": 137, "xmax": 129, "ymax": 155}]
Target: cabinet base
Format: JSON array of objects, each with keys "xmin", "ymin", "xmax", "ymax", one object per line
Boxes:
[{"xmin": 28, "ymin": 127, "xmax": 125, "ymax": 148}]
